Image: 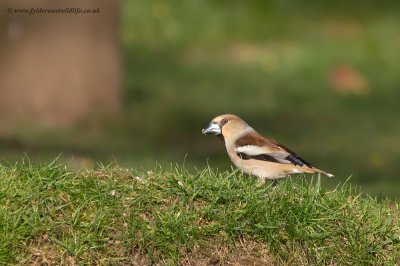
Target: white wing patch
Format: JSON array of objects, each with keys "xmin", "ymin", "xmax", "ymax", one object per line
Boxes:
[
  {"xmin": 236, "ymin": 145, "xmax": 291, "ymax": 162},
  {"xmin": 236, "ymin": 145, "xmax": 271, "ymax": 156}
]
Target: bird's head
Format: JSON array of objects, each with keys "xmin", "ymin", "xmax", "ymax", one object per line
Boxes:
[{"xmin": 202, "ymin": 114, "xmax": 250, "ymax": 141}]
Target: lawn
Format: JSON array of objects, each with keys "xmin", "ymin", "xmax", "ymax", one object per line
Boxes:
[{"xmin": 0, "ymin": 161, "xmax": 399, "ymax": 264}]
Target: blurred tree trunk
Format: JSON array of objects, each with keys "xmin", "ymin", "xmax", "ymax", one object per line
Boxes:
[{"xmin": 0, "ymin": 0, "xmax": 121, "ymax": 132}]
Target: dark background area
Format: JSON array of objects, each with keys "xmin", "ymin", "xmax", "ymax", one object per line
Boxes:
[{"xmin": 1, "ymin": 0, "xmax": 399, "ymax": 197}]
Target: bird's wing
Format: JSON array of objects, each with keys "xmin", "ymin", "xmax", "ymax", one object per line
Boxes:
[{"xmin": 235, "ymin": 132, "xmax": 314, "ymax": 167}]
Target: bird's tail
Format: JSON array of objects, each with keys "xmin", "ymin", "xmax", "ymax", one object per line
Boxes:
[
  {"xmin": 298, "ymin": 165, "xmax": 334, "ymax": 178},
  {"xmin": 318, "ymin": 169, "xmax": 334, "ymax": 178}
]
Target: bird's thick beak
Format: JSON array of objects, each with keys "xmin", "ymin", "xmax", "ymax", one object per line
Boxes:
[{"xmin": 202, "ymin": 122, "xmax": 221, "ymax": 135}]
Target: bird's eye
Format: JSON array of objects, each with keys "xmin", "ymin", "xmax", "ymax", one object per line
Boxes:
[{"xmin": 221, "ymin": 118, "xmax": 228, "ymax": 126}]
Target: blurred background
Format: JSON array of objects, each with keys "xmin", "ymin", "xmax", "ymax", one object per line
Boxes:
[{"xmin": 0, "ymin": 0, "xmax": 399, "ymax": 197}]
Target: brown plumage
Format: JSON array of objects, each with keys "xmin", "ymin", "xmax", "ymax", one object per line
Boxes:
[{"xmin": 202, "ymin": 114, "xmax": 333, "ymax": 180}]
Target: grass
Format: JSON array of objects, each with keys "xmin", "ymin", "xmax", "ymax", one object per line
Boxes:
[{"xmin": 0, "ymin": 159, "xmax": 399, "ymax": 265}]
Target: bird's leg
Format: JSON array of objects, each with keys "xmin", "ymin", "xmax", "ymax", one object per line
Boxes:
[
  {"xmin": 270, "ymin": 180, "xmax": 281, "ymax": 190},
  {"xmin": 256, "ymin": 178, "xmax": 267, "ymax": 187}
]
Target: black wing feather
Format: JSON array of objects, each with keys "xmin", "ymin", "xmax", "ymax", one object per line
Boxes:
[
  {"xmin": 237, "ymin": 152, "xmax": 313, "ymax": 168},
  {"xmin": 237, "ymin": 152, "xmax": 281, "ymax": 163},
  {"xmin": 284, "ymin": 154, "xmax": 313, "ymax": 167}
]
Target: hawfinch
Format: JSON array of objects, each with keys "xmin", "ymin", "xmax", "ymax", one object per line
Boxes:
[{"xmin": 202, "ymin": 114, "xmax": 333, "ymax": 180}]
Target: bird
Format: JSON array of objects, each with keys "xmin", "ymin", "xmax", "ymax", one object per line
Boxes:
[{"xmin": 202, "ymin": 114, "xmax": 333, "ymax": 180}]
